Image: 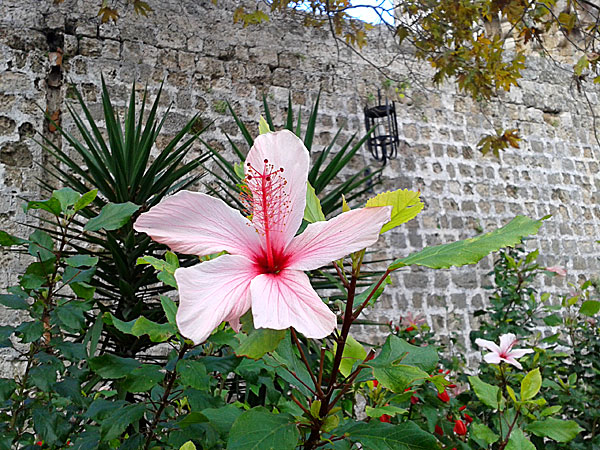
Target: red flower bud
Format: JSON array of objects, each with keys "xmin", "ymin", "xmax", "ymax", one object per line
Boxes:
[
  {"xmin": 447, "ymin": 384, "xmax": 457, "ymax": 388},
  {"xmin": 435, "ymin": 425, "xmax": 444, "ymax": 436},
  {"xmin": 405, "ymin": 326, "xmax": 415, "ymax": 332},
  {"xmin": 459, "ymin": 405, "xmax": 467, "ymax": 411},
  {"xmin": 453, "ymin": 419, "xmax": 468, "ymax": 436},
  {"xmin": 438, "ymin": 369, "xmax": 444, "ymax": 373},
  {"xmin": 464, "ymin": 413, "xmax": 473, "ymax": 424},
  {"xmin": 373, "ymin": 379, "xmax": 379, "ymax": 387},
  {"xmin": 380, "ymin": 414, "xmax": 391, "ymax": 423},
  {"xmin": 36, "ymin": 443, "xmax": 43, "ymax": 447},
  {"xmin": 411, "ymin": 395, "xmax": 419, "ymax": 405},
  {"xmin": 437, "ymin": 390, "xmax": 450, "ymax": 402}
]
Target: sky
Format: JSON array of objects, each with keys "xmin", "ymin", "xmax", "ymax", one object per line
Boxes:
[{"xmin": 345, "ymin": 0, "xmax": 395, "ymax": 25}]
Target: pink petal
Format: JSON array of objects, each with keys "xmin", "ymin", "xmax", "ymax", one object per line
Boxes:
[
  {"xmin": 250, "ymin": 269, "xmax": 337, "ymax": 338},
  {"xmin": 508, "ymin": 348, "xmax": 534, "ymax": 358},
  {"xmin": 475, "ymin": 338, "xmax": 501, "ymax": 354},
  {"xmin": 499, "ymin": 333, "xmax": 517, "ymax": 353},
  {"xmin": 134, "ymin": 191, "xmax": 261, "ymax": 258},
  {"xmin": 245, "ymin": 130, "xmax": 309, "ymax": 253},
  {"xmin": 483, "ymin": 353, "xmax": 502, "ymax": 365},
  {"xmin": 546, "ymin": 265, "xmax": 567, "ymax": 277},
  {"xmin": 502, "ymin": 357, "xmax": 523, "ymax": 370},
  {"xmin": 174, "ymin": 255, "xmax": 258, "ymax": 344},
  {"xmin": 285, "ymin": 207, "xmax": 392, "ymax": 271}
]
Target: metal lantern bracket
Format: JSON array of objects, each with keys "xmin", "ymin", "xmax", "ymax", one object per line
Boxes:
[{"xmin": 364, "ymin": 89, "xmax": 400, "ymax": 165}]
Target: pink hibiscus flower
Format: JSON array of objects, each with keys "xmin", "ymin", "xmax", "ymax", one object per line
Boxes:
[
  {"xmin": 546, "ymin": 265, "xmax": 567, "ymax": 277},
  {"xmin": 475, "ymin": 333, "xmax": 534, "ymax": 369},
  {"xmin": 134, "ymin": 130, "xmax": 391, "ymax": 344}
]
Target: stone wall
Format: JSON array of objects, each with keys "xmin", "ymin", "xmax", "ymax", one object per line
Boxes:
[{"xmin": 1, "ymin": 0, "xmax": 599, "ymax": 368}]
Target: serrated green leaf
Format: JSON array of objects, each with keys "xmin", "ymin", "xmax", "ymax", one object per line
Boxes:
[
  {"xmin": 525, "ymin": 418, "xmax": 583, "ymax": 442},
  {"xmin": 505, "ymin": 428, "xmax": 535, "ymax": 450},
  {"xmin": 26, "ymin": 197, "xmax": 62, "ymax": 215},
  {"xmin": 337, "ymin": 335, "xmax": 367, "ymax": 378},
  {"xmin": 177, "ymin": 359, "xmax": 210, "ymax": 390},
  {"xmin": 471, "ymin": 423, "xmax": 500, "ymax": 445},
  {"xmin": 74, "ymin": 189, "xmax": 98, "ymax": 211},
  {"xmin": 161, "ymin": 296, "xmax": 178, "ymax": 326},
  {"xmin": 227, "ymin": 408, "xmax": 299, "ymax": 450},
  {"xmin": 346, "ymin": 421, "xmax": 438, "ymax": 449},
  {"xmin": 179, "ymin": 441, "xmax": 197, "ymax": 450},
  {"xmin": 365, "ymin": 405, "xmax": 407, "ymax": 418},
  {"xmin": 369, "ymin": 335, "xmax": 438, "ymax": 372},
  {"xmin": 390, "ymin": 215, "xmax": 546, "ymax": 270},
  {"xmin": 235, "ymin": 328, "xmax": 286, "ymax": 360},
  {"xmin": 52, "ymin": 187, "xmax": 80, "ymax": 211},
  {"xmin": 89, "ymin": 354, "xmax": 141, "ymax": 378},
  {"xmin": 28, "ymin": 230, "xmax": 55, "ymax": 262},
  {"xmin": 304, "ymin": 182, "xmax": 326, "ymax": 223},
  {"xmin": 108, "ymin": 313, "xmax": 175, "ymax": 342},
  {"xmin": 521, "ymin": 368, "xmax": 541, "ymax": 400},
  {"xmin": 580, "ymin": 300, "xmax": 600, "ymax": 316},
  {"xmin": 469, "ymin": 375, "xmax": 499, "ymax": 409},
  {"xmin": 366, "ymin": 189, "xmax": 424, "ymax": 233},
  {"xmin": 122, "ymin": 364, "xmax": 165, "ymax": 392},
  {"xmin": 100, "ymin": 403, "xmax": 146, "ymax": 440},
  {"xmin": 84, "ymin": 202, "xmax": 140, "ymax": 232},
  {"xmin": 372, "ymin": 364, "xmax": 429, "ymax": 393},
  {"xmin": 201, "ymin": 405, "xmax": 244, "ymax": 436}
]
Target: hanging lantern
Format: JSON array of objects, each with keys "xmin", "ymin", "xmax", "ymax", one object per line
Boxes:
[{"xmin": 363, "ymin": 90, "xmax": 400, "ymax": 165}]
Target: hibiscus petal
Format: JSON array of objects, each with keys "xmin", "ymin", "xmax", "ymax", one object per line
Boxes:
[
  {"xmin": 245, "ymin": 130, "xmax": 309, "ymax": 253},
  {"xmin": 475, "ymin": 338, "xmax": 502, "ymax": 354},
  {"xmin": 285, "ymin": 207, "xmax": 392, "ymax": 271},
  {"xmin": 175, "ymin": 255, "xmax": 258, "ymax": 344},
  {"xmin": 508, "ymin": 348, "xmax": 534, "ymax": 358},
  {"xmin": 502, "ymin": 357, "xmax": 523, "ymax": 370},
  {"xmin": 483, "ymin": 352, "xmax": 502, "ymax": 365},
  {"xmin": 134, "ymin": 191, "xmax": 261, "ymax": 258},
  {"xmin": 499, "ymin": 333, "xmax": 517, "ymax": 353},
  {"xmin": 250, "ymin": 269, "xmax": 337, "ymax": 338}
]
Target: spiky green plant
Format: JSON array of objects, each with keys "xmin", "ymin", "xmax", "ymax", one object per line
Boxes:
[{"xmin": 36, "ymin": 78, "xmax": 209, "ymax": 355}]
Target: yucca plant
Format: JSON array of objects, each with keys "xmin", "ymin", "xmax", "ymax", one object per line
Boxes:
[{"xmin": 36, "ymin": 78, "xmax": 209, "ymax": 355}]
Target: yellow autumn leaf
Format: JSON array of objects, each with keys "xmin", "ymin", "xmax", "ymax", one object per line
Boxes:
[{"xmin": 366, "ymin": 189, "xmax": 424, "ymax": 234}]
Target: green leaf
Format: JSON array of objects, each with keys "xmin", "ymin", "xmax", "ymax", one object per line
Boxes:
[
  {"xmin": 543, "ymin": 314, "xmax": 563, "ymax": 326},
  {"xmin": 137, "ymin": 252, "xmax": 178, "ymax": 288},
  {"xmin": 202, "ymin": 405, "xmax": 244, "ymax": 436},
  {"xmin": 32, "ymin": 407, "xmax": 63, "ymax": 446},
  {"xmin": 304, "ymin": 182, "xmax": 326, "ymax": 223},
  {"xmin": 468, "ymin": 376, "xmax": 499, "ymax": 409},
  {"xmin": 227, "ymin": 408, "xmax": 300, "ymax": 450},
  {"xmin": 74, "ymin": 189, "xmax": 98, "ymax": 211},
  {"xmin": 89, "ymin": 354, "xmax": 141, "ymax": 378},
  {"xmin": 179, "ymin": 442, "xmax": 197, "ymax": 450},
  {"xmin": 0, "ymin": 378, "xmax": 17, "ymax": 402},
  {"xmin": 63, "ymin": 266, "xmax": 95, "ymax": 285},
  {"xmin": 370, "ymin": 335, "xmax": 438, "ymax": 372},
  {"xmin": 100, "ymin": 403, "xmax": 146, "ymax": 440},
  {"xmin": 346, "ymin": 421, "xmax": 438, "ymax": 449},
  {"xmin": 365, "ymin": 405, "xmax": 407, "ymax": 418},
  {"xmin": 52, "ymin": 187, "xmax": 80, "ymax": 211},
  {"xmin": 389, "ymin": 215, "xmax": 547, "ymax": 270},
  {"xmin": 338, "ymin": 335, "xmax": 367, "ymax": 378},
  {"xmin": 122, "ymin": 364, "xmax": 165, "ymax": 392},
  {"xmin": 258, "ymin": 116, "xmax": 272, "ymax": 135},
  {"xmin": 366, "ymin": 189, "xmax": 424, "ymax": 233},
  {"xmin": 0, "ymin": 294, "xmax": 29, "ymax": 310},
  {"xmin": 108, "ymin": 313, "xmax": 176, "ymax": 342},
  {"xmin": 161, "ymin": 296, "xmax": 178, "ymax": 326},
  {"xmin": 236, "ymin": 328, "xmax": 286, "ymax": 360},
  {"xmin": 25, "ymin": 197, "xmax": 62, "ymax": 216},
  {"xmin": 471, "ymin": 423, "xmax": 500, "ymax": 445},
  {"xmin": 525, "ymin": 418, "xmax": 583, "ymax": 442},
  {"xmin": 372, "ymin": 364, "xmax": 429, "ymax": 393},
  {"xmin": 234, "ymin": 161, "xmax": 245, "ymax": 180},
  {"xmin": 84, "ymin": 202, "xmax": 140, "ymax": 232},
  {"xmin": 505, "ymin": 428, "xmax": 535, "ymax": 450},
  {"xmin": 541, "ymin": 405, "xmax": 562, "ymax": 417},
  {"xmin": 16, "ymin": 321, "xmax": 44, "ymax": 343},
  {"xmin": 177, "ymin": 360, "xmax": 210, "ymax": 390},
  {"xmin": 0, "ymin": 230, "xmax": 27, "ymax": 246},
  {"xmin": 521, "ymin": 368, "xmax": 541, "ymax": 401},
  {"xmin": 580, "ymin": 300, "xmax": 600, "ymax": 316},
  {"xmin": 65, "ymin": 255, "xmax": 99, "ymax": 267},
  {"xmin": 28, "ymin": 230, "xmax": 55, "ymax": 262}
]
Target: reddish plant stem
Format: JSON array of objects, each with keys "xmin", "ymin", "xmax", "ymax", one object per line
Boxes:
[
  {"xmin": 291, "ymin": 328, "xmax": 323, "ymax": 396},
  {"xmin": 352, "ymin": 268, "xmax": 392, "ymax": 321}
]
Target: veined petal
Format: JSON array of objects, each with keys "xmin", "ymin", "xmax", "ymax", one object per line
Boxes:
[
  {"xmin": 483, "ymin": 353, "xmax": 503, "ymax": 365},
  {"xmin": 499, "ymin": 333, "xmax": 517, "ymax": 353},
  {"xmin": 245, "ymin": 130, "xmax": 309, "ymax": 253},
  {"xmin": 250, "ymin": 269, "xmax": 337, "ymax": 338},
  {"xmin": 175, "ymin": 255, "xmax": 258, "ymax": 345},
  {"xmin": 508, "ymin": 348, "xmax": 534, "ymax": 358},
  {"xmin": 475, "ymin": 338, "xmax": 502, "ymax": 354},
  {"xmin": 285, "ymin": 206, "xmax": 392, "ymax": 271},
  {"xmin": 134, "ymin": 191, "xmax": 261, "ymax": 258},
  {"xmin": 503, "ymin": 357, "xmax": 523, "ymax": 370}
]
